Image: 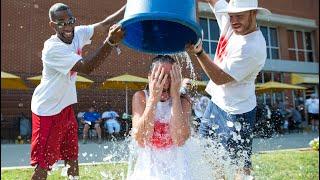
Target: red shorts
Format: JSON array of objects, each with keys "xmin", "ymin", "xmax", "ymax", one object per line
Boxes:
[{"xmin": 30, "ymin": 105, "xmax": 78, "ymax": 170}]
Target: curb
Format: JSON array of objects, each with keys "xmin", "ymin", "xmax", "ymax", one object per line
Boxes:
[
  {"xmin": 257, "ymin": 147, "xmax": 313, "ymax": 154},
  {"xmin": 1, "ymin": 161, "xmax": 128, "ymax": 171}
]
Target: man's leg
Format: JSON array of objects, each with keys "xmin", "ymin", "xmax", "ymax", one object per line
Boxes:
[
  {"xmin": 31, "ymin": 166, "xmax": 47, "ymax": 180},
  {"xmin": 30, "ymin": 112, "xmax": 63, "ymax": 180},
  {"xmin": 65, "ymin": 160, "xmax": 79, "ymax": 179},
  {"xmin": 61, "ymin": 107, "xmax": 79, "ymax": 179},
  {"xmin": 82, "ymin": 124, "xmax": 89, "ymax": 143},
  {"xmin": 94, "ymin": 123, "xmax": 102, "ymax": 138},
  {"xmin": 114, "ymin": 121, "xmax": 121, "ymax": 134},
  {"xmin": 106, "ymin": 121, "xmax": 115, "ymax": 135},
  {"xmin": 94, "ymin": 123, "xmax": 102, "ymax": 143},
  {"xmin": 232, "ymin": 109, "xmax": 256, "ymax": 179}
]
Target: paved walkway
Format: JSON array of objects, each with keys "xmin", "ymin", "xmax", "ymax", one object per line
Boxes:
[{"xmin": 1, "ymin": 132, "xmax": 318, "ymax": 168}]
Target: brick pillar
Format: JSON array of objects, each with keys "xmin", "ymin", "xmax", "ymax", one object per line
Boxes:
[{"xmin": 278, "ymin": 26, "xmax": 289, "ymax": 60}]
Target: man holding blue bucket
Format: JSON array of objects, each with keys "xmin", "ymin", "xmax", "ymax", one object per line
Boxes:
[
  {"xmin": 186, "ymin": 0, "xmax": 270, "ymax": 178},
  {"xmin": 30, "ymin": 3, "xmax": 125, "ymax": 180}
]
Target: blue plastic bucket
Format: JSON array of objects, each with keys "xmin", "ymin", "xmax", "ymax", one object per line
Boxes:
[{"xmin": 119, "ymin": 0, "xmax": 202, "ymax": 54}]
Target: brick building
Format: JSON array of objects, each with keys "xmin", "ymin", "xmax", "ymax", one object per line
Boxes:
[{"xmin": 1, "ymin": 0, "xmax": 319, "ymax": 140}]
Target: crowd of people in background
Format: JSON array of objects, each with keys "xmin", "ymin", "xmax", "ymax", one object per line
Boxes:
[
  {"xmin": 77, "ymin": 105, "xmax": 123, "ymax": 144},
  {"xmin": 254, "ymin": 93, "xmax": 319, "ymax": 138}
]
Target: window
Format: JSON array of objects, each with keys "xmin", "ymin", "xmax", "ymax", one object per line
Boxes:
[
  {"xmin": 255, "ymin": 72, "xmax": 263, "ymax": 84},
  {"xmin": 273, "ymin": 72, "xmax": 283, "ymax": 82},
  {"xmin": 287, "ymin": 30, "xmax": 315, "ymax": 62},
  {"xmin": 199, "ymin": 17, "xmax": 220, "ymax": 55},
  {"xmin": 260, "ymin": 26, "xmax": 280, "ymax": 60},
  {"xmin": 263, "ymin": 72, "xmax": 272, "ymax": 82}
]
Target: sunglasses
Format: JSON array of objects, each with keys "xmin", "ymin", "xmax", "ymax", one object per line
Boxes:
[{"xmin": 52, "ymin": 17, "xmax": 76, "ymax": 28}]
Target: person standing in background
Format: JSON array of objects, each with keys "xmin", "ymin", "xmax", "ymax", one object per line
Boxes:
[{"xmin": 305, "ymin": 94, "xmax": 319, "ymax": 131}]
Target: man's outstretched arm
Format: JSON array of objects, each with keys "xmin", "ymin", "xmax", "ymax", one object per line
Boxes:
[
  {"xmin": 91, "ymin": 5, "xmax": 126, "ymax": 40},
  {"xmin": 206, "ymin": 0, "xmax": 219, "ymax": 7},
  {"xmin": 71, "ymin": 24, "xmax": 124, "ymax": 74}
]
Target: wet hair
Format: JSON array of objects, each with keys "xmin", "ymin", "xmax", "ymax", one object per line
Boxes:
[
  {"xmin": 149, "ymin": 55, "xmax": 176, "ymax": 72},
  {"xmin": 49, "ymin": 3, "xmax": 70, "ymax": 21}
]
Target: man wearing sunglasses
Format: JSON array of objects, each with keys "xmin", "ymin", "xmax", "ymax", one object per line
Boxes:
[{"xmin": 30, "ymin": 3, "xmax": 126, "ymax": 180}]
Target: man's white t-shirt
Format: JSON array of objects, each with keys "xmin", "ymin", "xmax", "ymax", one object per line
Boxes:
[
  {"xmin": 31, "ymin": 25, "xmax": 94, "ymax": 116},
  {"xmin": 305, "ymin": 98, "xmax": 319, "ymax": 114},
  {"xmin": 205, "ymin": 0, "xmax": 267, "ymax": 114}
]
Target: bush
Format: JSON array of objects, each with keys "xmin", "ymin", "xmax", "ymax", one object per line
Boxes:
[{"xmin": 309, "ymin": 137, "xmax": 319, "ymax": 151}]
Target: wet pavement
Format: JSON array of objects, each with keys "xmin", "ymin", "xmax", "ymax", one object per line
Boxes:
[{"xmin": 1, "ymin": 132, "xmax": 318, "ymax": 168}]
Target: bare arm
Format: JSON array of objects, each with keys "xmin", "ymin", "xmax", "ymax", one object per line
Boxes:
[
  {"xmin": 132, "ymin": 91, "xmax": 157, "ymax": 147},
  {"xmin": 71, "ymin": 24, "xmax": 124, "ymax": 74},
  {"xmin": 91, "ymin": 5, "xmax": 126, "ymax": 40},
  {"xmin": 195, "ymin": 49, "xmax": 234, "ymax": 85},
  {"xmin": 186, "ymin": 41, "xmax": 234, "ymax": 85},
  {"xmin": 168, "ymin": 64, "xmax": 191, "ymax": 146},
  {"xmin": 170, "ymin": 96, "xmax": 191, "ymax": 146}
]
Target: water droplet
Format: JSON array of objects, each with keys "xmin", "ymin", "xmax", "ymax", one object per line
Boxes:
[
  {"xmin": 103, "ymin": 155, "xmax": 113, "ymax": 161},
  {"xmin": 100, "ymin": 171, "xmax": 108, "ymax": 178},
  {"xmin": 211, "ymin": 124, "xmax": 219, "ymax": 130},
  {"xmin": 82, "ymin": 152, "xmax": 87, "ymax": 157},
  {"xmin": 227, "ymin": 121, "xmax": 234, "ymax": 127},
  {"xmin": 51, "ymin": 162, "xmax": 59, "ymax": 171},
  {"xmin": 192, "ymin": 121, "xmax": 199, "ymax": 126},
  {"xmin": 61, "ymin": 165, "xmax": 70, "ymax": 177},
  {"xmin": 234, "ymin": 122, "xmax": 241, "ymax": 131},
  {"xmin": 34, "ymin": 4, "xmax": 39, "ymax": 8}
]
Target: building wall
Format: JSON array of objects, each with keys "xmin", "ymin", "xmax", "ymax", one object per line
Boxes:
[
  {"xmin": 1, "ymin": 0, "xmax": 319, "ymax": 139},
  {"xmin": 198, "ymin": 0, "xmax": 319, "ymax": 21}
]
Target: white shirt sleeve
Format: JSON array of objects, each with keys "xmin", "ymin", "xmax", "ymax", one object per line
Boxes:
[
  {"xmin": 222, "ymin": 47, "xmax": 265, "ymax": 82},
  {"xmin": 75, "ymin": 25, "xmax": 94, "ymax": 46},
  {"xmin": 42, "ymin": 42, "xmax": 82, "ymax": 75},
  {"xmin": 213, "ymin": 0, "xmax": 229, "ymax": 33}
]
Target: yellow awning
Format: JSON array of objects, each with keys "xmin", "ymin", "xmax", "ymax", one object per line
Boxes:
[
  {"xmin": 28, "ymin": 74, "xmax": 94, "ymax": 89},
  {"xmin": 256, "ymin": 81, "xmax": 307, "ymax": 94},
  {"xmin": 191, "ymin": 80, "xmax": 208, "ymax": 87},
  {"xmin": 1, "ymin": 71, "xmax": 29, "ymax": 90},
  {"xmin": 291, "ymin": 73, "xmax": 319, "ymax": 84},
  {"xmin": 100, "ymin": 74, "xmax": 148, "ymax": 90},
  {"xmin": 190, "ymin": 80, "xmax": 208, "ymax": 91}
]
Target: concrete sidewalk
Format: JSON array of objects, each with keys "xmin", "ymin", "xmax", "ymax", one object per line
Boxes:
[{"xmin": 1, "ymin": 132, "xmax": 318, "ymax": 168}]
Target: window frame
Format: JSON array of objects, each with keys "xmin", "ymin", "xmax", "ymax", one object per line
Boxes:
[
  {"xmin": 259, "ymin": 25, "xmax": 281, "ymax": 60},
  {"xmin": 287, "ymin": 29, "xmax": 315, "ymax": 62},
  {"xmin": 199, "ymin": 17, "xmax": 220, "ymax": 55}
]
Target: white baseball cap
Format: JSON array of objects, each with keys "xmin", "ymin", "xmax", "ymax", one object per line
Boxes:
[{"xmin": 216, "ymin": 0, "xmax": 271, "ymax": 15}]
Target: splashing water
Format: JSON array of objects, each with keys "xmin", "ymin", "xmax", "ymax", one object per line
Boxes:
[
  {"xmin": 234, "ymin": 121, "xmax": 242, "ymax": 132},
  {"xmin": 173, "ymin": 52, "xmax": 197, "ymax": 81},
  {"xmin": 61, "ymin": 164, "xmax": 70, "ymax": 177},
  {"xmin": 64, "ymin": 52, "xmax": 257, "ymax": 180},
  {"xmin": 227, "ymin": 121, "xmax": 234, "ymax": 127}
]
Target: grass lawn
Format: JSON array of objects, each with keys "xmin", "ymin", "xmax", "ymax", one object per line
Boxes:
[
  {"xmin": 252, "ymin": 149, "xmax": 319, "ymax": 180},
  {"xmin": 1, "ymin": 150, "xmax": 318, "ymax": 180}
]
